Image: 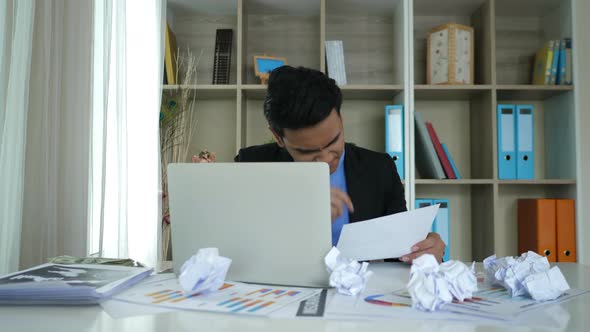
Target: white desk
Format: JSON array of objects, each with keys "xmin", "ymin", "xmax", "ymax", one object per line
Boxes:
[{"xmin": 0, "ymin": 262, "xmax": 588, "ymax": 332}]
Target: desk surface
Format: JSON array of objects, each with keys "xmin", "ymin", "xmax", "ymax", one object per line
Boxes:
[{"xmin": 0, "ymin": 262, "xmax": 588, "ymax": 332}]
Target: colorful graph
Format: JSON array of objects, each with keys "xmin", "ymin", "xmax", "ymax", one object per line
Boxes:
[
  {"xmin": 364, "ymin": 294, "xmax": 410, "ymax": 307},
  {"xmin": 216, "ymin": 297, "xmax": 276, "ymax": 313},
  {"xmin": 146, "ymin": 289, "xmax": 201, "ymax": 304},
  {"xmin": 145, "ymin": 283, "xmax": 234, "ymax": 304},
  {"xmin": 118, "ymin": 278, "xmax": 318, "ymax": 317},
  {"xmin": 246, "ymin": 288, "xmax": 301, "ymax": 299},
  {"xmin": 275, "ymin": 290, "xmax": 301, "ymax": 299},
  {"xmin": 245, "ymin": 288, "xmax": 272, "ymax": 296}
]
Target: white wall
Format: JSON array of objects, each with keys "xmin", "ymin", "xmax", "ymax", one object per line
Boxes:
[{"xmin": 574, "ymin": 0, "xmax": 590, "ymax": 265}]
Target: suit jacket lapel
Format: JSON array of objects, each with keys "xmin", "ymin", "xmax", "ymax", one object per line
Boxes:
[
  {"xmin": 343, "ymin": 144, "xmax": 364, "ymax": 223},
  {"xmin": 278, "ymin": 145, "xmax": 294, "ymax": 161}
]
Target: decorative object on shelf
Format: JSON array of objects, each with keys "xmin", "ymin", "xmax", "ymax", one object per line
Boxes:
[
  {"xmin": 427, "ymin": 23, "xmax": 474, "ymax": 85},
  {"xmin": 164, "ymin": 22, "xmax": 178, "ymax": 85},
  {"xmin": 160, "ymin": 46, "xmax": 202, "ymax": 260},
  {"xmin": 192, "ymin": 149, "xmax": 216, "ymax": 163},
  {"xmin": 325, "ymin": 40, "xmax": 347, "ymax": 86},
  {"xmin": 253, "ymin": 55, "xmax": 287, "ymax": 84},
  {"xmin": 212, "ymin": 29, "xmax": 233, "ymax": 84}
]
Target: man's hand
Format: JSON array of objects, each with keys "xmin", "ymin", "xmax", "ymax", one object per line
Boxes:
[
  {"xmin": 330, "ymin": 188, "xmax": 354, "ymax": 222},
  {"xmin": 400, "ymin": 232, "xmax": 445, "ymax": 264}
]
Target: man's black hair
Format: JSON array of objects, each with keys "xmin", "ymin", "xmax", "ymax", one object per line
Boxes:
[{"xmin": 263, "ymin": 66, "xmax": 342, "ymax": 137}]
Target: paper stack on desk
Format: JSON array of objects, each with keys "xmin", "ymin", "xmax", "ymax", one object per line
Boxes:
[{"xmin": 0, "ymin": 263, "xmax": 152, "ymax": 305}]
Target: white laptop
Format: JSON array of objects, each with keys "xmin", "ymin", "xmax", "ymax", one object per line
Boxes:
[{"xmin": 167, "ymin": 162, "xmax": 332, "ymax": 287}]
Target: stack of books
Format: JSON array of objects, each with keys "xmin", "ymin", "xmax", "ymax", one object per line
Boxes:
[
  {"xmin": 0, "ymin": 263, "xmax": 152, "ymax": 304},
  {"xmin": 532, "ymin": 38, "xmax": 573, "ymax": 85},
  {"xmin": 414, "ymin": 112, "xmax": 461, "ymax": 180}
]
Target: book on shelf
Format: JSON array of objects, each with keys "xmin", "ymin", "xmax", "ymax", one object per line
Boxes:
[
  {"xmin": 532, "ymin": 38, "xmax": 573, "ymax": 86},
  {"xmin": 556, "ymin": 39, "xmax": 566, "ymax": 85},
  {"xmin": 164, "ymin": 23, "xmax": 178, "ymax": 85},
  {"xmin": 549, "ymin": 40, "xmax": 559, "ymax": 85},
  {"xmin": 414, "ymin": 112, "xmax": 446, "ymax": 179},
  {"xmin": 532, "ymin": 40, "xmax": 554, "ymax": 85},
  {"xmin": 441, "ymin": 143, "xmax": 461, "ymax": 179},
  {"xmin": 425, "ymin": 121, "xmax": 457, "ymax": 179},
  {"xmin": 564, "ymin": 38, "xmax": 573, "ymax": 85},
  {"xmin": 0, "ymin": 263, "xmax": 152, "ymax": 305},
  {"xmin": 212, "ymin": 29, "xmax": 233, "ymax": 84},
  {"xmin": 325, "ymin": 40, "xmax": 347, "ymax": 86}
]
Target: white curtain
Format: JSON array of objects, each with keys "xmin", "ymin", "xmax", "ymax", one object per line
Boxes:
[
  {"xmin": 20, "ymin": 0, "xmax": 93, "ymax": 270},
  {"xmin": 89, "ymin": 0, "xmax": 165, "ymax": 268},
  {"xmin": 0, "ymin": 0, "xmax": 36, "ymax": 275}
]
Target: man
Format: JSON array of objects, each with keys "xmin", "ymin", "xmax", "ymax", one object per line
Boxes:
[{"xmin": 235, "ymin": 66, "xmax": 445, "ymax": 263}]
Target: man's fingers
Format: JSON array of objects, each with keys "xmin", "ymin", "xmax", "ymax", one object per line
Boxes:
[
  {"xmin": 331, "ymin": 188, "xmax": 354, "ymax": 213},
  {"xmin": 331, "ymin": 201, "xmax": 343, "ymax": 222},
  {"xmin": 400, "ymin": 248, "xmax": 431, "ymax": 263},
  {"xmin": 401, "ymin": 233, "xmax": 446, "ymax": 263},
  {"xmin": 411, "ymin": 238, "xmax": 435, "ymax": 253}
]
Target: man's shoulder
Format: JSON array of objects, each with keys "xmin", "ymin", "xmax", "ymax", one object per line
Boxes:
[
  {"xmin": 235, "ymin": 143, "xmax": 291, "ymax": 162},
  {"xmin": 345, "ymin": 143, "xmax": 392, "ymax": 165}
]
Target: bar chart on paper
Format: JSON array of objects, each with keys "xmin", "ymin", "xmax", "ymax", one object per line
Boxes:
[
  {"xmin": 218, "ymin": 288, "xmax": 304, "ymax": 313},
  {"xmin": 112, "ymin": 275, "xmax": 319, "ymax": 316},
  {"xmin": 146, "ymin": 283, "xmax": 234, "ymax": 304},
  {"xmin": 364, "ymin": 294, "xmax": 410, "ymax": 308}
]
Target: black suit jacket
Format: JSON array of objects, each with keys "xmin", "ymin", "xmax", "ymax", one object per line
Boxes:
[{"xmin": 234, "ymin": 143, "xmax": 407, "ymax": 222}]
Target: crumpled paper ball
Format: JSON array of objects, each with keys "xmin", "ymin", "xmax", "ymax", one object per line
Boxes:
[
  {"xmin": 407, "ymin": 254, "xmax": 477, "ymax": 311},
  {"xmin": 483, "ymin": 251, "xmax": 570, "ymax": 301},
  {"xmin": 440, "ymin": 260, "xmax": 478, "ymax": 302},
  {"xmin": 178, "ymin": 248, "xmax": 232, "ymax": 294},
  {"xmin": 324, "ymin": 247, "xmax": 373, "ymax": 296}
]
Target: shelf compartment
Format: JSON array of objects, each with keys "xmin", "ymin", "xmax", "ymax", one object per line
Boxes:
[
  {"xmin": 495, "ymin": 0, "xmax": 572, "ymax": 85},
  {"xmin": 496, "ymin": 92, "xmax": 576, "ymax": 180},
  {"xmin": 243, "ymin": 0, "xmax": 321, "ymax": 84},
  {"xmin": 495, "ymin": 184, "xmax": 577, "ymax": 257},
  {"xmin": 414, "ymin": 91, "xmax": 494, "ymax": 180},
  {"xmin": 413, "ymin": 0, "xmax": 493, "ymax": 85},
  {"xmin": 169, "ymin": 0, "xmax": 239, "ymax": 85},
  {"xmin": 325, "ymin": 0, "xmax": 405, "ymax": 85}
]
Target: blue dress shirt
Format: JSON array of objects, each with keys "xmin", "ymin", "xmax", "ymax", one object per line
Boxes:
[{"xmin": 330, "ymin": 150, "xmax": 349, "ymax": 246}]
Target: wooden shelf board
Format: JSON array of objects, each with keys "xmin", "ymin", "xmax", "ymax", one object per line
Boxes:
[
  {"xmin": 414, "ymin": 84, "xmax": 492, "ymax": 100},
  {"xmin": 415, "ymin": 179, "xmax": 495, "ymax": 185},
  {"xmin": 496, "ymin": 85, "xmax": 574, "ymax": 101}
]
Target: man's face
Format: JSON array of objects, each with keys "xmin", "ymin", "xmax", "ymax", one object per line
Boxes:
[{"xmin": 273, "ymin": 109, "xmax": 345, "ymax": 174}]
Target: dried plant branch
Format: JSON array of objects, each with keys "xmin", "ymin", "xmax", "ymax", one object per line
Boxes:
[{"xmin": 160, "ymin": 46, "xmax": 203, "ymax": 259}]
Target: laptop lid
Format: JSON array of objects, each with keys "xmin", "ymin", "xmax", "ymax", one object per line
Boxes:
[{"xmin": 167, "ymin": 162, "xmax": 332, "ymax": 287}]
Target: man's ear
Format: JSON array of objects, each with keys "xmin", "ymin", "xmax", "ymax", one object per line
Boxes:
[{"xmin": 269, "ymin": 127, "xmax": 285, "ymax": 147}]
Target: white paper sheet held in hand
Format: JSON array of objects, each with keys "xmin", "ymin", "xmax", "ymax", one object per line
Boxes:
[{"xmin": 337, "ymin": 205, "xmax": 439, "ymax": 261}]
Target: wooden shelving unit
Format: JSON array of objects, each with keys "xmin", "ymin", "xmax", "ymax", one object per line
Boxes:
[{"xmin": 165, "ymin": 0, "xmax": 579, "ymax": 262}]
